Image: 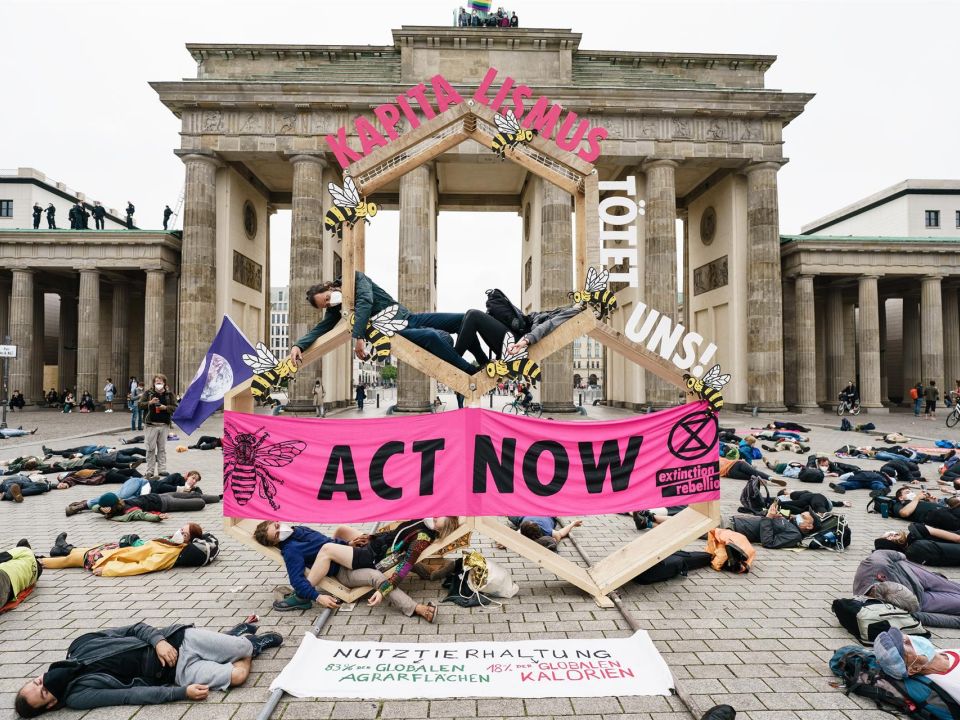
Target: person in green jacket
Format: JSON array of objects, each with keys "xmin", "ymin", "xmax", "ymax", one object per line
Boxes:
[{"xmin": 0, "ymin": 543, "xmax": 41, "ymax": 611}]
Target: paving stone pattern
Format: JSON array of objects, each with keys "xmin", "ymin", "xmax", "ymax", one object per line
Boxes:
[{"xmin": 2, "ymin": 401, "xmax": 960, "ymax": 719}]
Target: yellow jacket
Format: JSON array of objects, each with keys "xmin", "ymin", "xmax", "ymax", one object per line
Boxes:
[{"xmin": 93, "ymin": 540, "xmax": 184, "ymax": 577}]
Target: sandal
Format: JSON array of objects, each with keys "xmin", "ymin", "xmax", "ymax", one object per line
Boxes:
[{"xmin": 422, "ymin": 602, "xmax": 438, "ymax": 624}]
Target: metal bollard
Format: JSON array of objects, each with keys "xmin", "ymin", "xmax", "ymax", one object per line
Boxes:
[
  {"xmin": 376, "ymin": 393, "xmax": 380, "ymax": 409},
  {"xmin": 578, "ymin": 393, "xmax": 583, "ymax": 407},
  {"xmin": 489, "ymin": 392, "xmax": 493, "ymax": 408}
]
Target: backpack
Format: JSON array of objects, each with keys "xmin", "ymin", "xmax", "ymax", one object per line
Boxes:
[
  {"xmin": 806, "ymin": 513, "xmax": 851, "ymax": 551},
  {"xmin": 738, "ymin": 475, "xmax": 769, "ymax": 515},
  {"xmin": 867, "ymin": 493, "xmax": 897, "ymax": 518},
  {"xmin": 911, "ymin": 387, "xmax": 920, "ymax": 400},
  {"xmin": 485, "ymin": 289, "xmax": 531, "ymax": 337},
  {"xmin": 633, "ymin": 550, "xmax": 712, "ymax": 585},
  {"xmin": 832, "ymin": 598, "xmax": 930, "ymax": 645},
  {"xmin": 840, "ymin": 418, "xmax": 853, "ymax": 431},
  {"xmin": 830, "ymin": 645, "xmax": 960, "ymax": 719},
  {"xmin": 176, "ymin": 533, "xmax": 220, "ymax": 568}
]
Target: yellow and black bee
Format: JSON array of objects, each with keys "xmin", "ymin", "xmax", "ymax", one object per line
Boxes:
[
  {"xmin": 242, "ymin": 343, "xmax": 299, "ymax": 399},
  {"xmin": 572, "ymin": 266, "xmax": 618, "ymax": 320},
  {"xmin": 491, "ymin": 109, "xmax": 537, "ymax": 160},
  {"xmin": 325, "ymin": 176, "xmax": 378, "ymax": 238},
  {"xmin": 485, "ymin": 332, "xmax": 541, "ymax": 383},
  {"xmin": 349, "ymin": 304, "xmax": 408, "ymax": 359},
  {"xmin": 683, "ymin": 364, "xmax": 731, "ymax": 414}
]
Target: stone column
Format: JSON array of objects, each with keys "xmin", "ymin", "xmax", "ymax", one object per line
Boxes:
[
  {"xmin": 745, "ymin": 162, "xmax": 785, "ymax": 409},
  {"xmin": 0, "ymin": 274, "xmax": 10, "ymax": 342},
  {"xmin": 943, "ymin": 284, "xmax": 960, "ymax": 392},
  {"xmin": 76, "ymin": 269, "xmax": 100, "ymax": 399},
  {"xmin": 177, "ymin": 153, "xmax": 219, "ymax": 394},
  {"xmin": 825, "ymin": 285, "xmax": 844, "ymax": 401},
  {"xmin": 842, "ymin": 301, "xmax": 857, "ymax": 388},
  {"xmin": 921, "ymin": 275, "xmax": 945, "ymax": 391},
  {"xmin": 8, "ymin": 270, "xmax": 34, "ymax": 401},
  {"xmin": 31, "ymin": 285, "xmax": 44, "ymax": 401},
  {"xmin": 111, "ymin": 282, "xmax": 130, "ymax": 392},
  {"xmin": 880, "ymin": 300, "xmax": 889, "ymax": 404},
  {"xmin": 58, "ymin": 291, "xmax": 77, "ymax": 393},
  {"xmin": 794, "ymin": 275, "xmax": 818, "ymax": 411},
  {"xmin": 539, "ymin": 177, "xmax": 576, "ymax": 413},
  {"xmin": 781, "ymin": 277, "xmax": 797, "ymax": 408},
  {"xmin": 902, "ymin": 297, "xmax": 921, "ymax": 403},
  {"xmin": 396, "ymin": 163, "xmax": 435, "ymax": 412},
  {"xmin": 144, "ymin": 269, "xmax": 166, "ymax": 380},
  {"xmin": 857, "ymin": 275, "xmax": 884, "ymax": 411},
  {"xmin": 641, "ymin": 160, "xmax": 678, "ymax": 406},
  {"xmin": 287, "ymin": 155, "xmax": 326, "ymax": 404},
  {"xmin": 815, "ymin": 295, "xmax": 827, "ymax": 405}
]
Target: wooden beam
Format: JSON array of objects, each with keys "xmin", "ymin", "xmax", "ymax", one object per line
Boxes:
[
  {"xmin": 341, "ymin": 224, "xmax": 355, "ymax": 314},
  {"xmin": 575, "ymin": 191, "xmax": 587, "ymax": 292},
  {"xmin": 353, "ymin": 220, "xmax": 365, "ymax": 273},
  {"xmin": 583, "ymin": 171, "xmax": 600, "ymax": 271},
  {"xmin": 588, "ymin": 501, "xmax": 720, "ymax": 594},
  {"xmin": 388, "ymin": 332, "xmax": 478, "ymax": 397},
  {"xmin": 465, "ymin": 129, "xmax": 582, "ymax": 196},
  {"xmin": 587, "ymin": 321, "xmax": 689, "ymax": 391},
  {"xmin": 358, "ymin": 130, "xmax": 469, "ymax": 196}
]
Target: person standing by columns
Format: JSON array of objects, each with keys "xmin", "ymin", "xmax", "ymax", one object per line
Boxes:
[
  {"xmin": 32, "ymin": 203, "xmax": 42, "ymax": 229},
  {"xmin": 312, "ymin": 379, "xmax": 324, "ymax": 418},
  {"xmin": 163, "ymin": 205, "xmax": 173, "ymax": 230},
  {"xmin": 125, "ymin": 201, "xmax": 135, "ymax": 229},
  {"xmin": 92, "ymin": 201, "xmax": 106, "ymax": 230},
  {"xmin": 924, "ymin": 380, "xmax": 940, "ymax": 420},
  {"xmin": 45, "ymin": 203, "xmax": 56, "ymax": 229},
  {"xmin": 139, "ymin": 374, "xmax": 177, "ymax": 479},
  {"xmin": 103, "ymin": 378, "xmax": 116, "ymax": 413},
  {"xmin": 356, "ymin": 383, "xmax": 366, "ymax": 412}
]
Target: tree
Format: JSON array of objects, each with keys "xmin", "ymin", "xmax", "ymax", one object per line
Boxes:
[{"xmin": 380, "ymin": 365, "xmax": 397, "ymax": 383}]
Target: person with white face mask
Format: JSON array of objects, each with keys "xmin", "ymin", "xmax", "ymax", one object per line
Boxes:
[
  {"xmin": 138, "ymin": 374, "xmax": 178, "ymax": 480},
  {"xmin": 892, "ymin": 486, "xmax": 960, "ymax": 531},
  {"xmin": 875, "ymin": 627, "xmax": 960, "ymax": 701}
]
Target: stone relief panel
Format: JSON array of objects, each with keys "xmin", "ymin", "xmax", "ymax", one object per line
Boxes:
[
  {"xmin": 693, "ymin": 255, "xmax": 728, "ymax": 296},
  {"xmin": 233, "ymin": 250, "xmax": 263, "ymax": 292}
]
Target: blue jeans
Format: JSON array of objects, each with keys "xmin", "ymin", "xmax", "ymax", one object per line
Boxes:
[
  {"xmin": 835, "ymin": 478, "xmax": 888, "ymax": 492},
  {"xmin": 87, "ymin": 476, "xmax": 149, "ymax": 508},
  {"xmin": 915, "ymin": 398, "xmax": 923, "ymax": 416},
  {"xmin": 875, "ymin": 451, "xmax": 905, "ymax": 463},
  {"xmin": 399, "ymin": 312, "xmax": 476, "ymax": 375}
]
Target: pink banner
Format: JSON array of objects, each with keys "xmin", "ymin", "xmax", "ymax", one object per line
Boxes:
[{"xmin": 222, "ymin": 404, "xmax": 719, "ymax": 523}]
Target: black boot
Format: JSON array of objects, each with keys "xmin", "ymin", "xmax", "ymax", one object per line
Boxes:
[
  {"xmin": 16, "ymin": 538, "xmax": 31, "ymax": 548},
  {"xmin": 245, "ymin": 631, "xmax": 283, "ymax": 657},
  {"xmin": 701, "ymin": 705, "xmax": 736, "ymax": 720},
  {"xmin": 50, "ymin": 532, "xmax": 74, "ymax": 558},
  {"xmin": 226, "ymin": 621, "xmax": 259, "ymax": 637}
]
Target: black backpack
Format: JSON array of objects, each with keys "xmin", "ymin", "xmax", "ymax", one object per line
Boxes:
[
  {"xmin": 830, "ymin": 645, "xmax": 959, "ymax": 719},
  {"xmin": 485, "ymin": 289, "xmax": 531, "ymax": 337},
  {"xmin": 738, "ymin": 475, "xmax": 769, "ymax": 515},
  {"xmin": 832, "ymin": 598, "xmax": 928, "ymax": 645},
  {"xmin": 806, "ymin": 513, "xmax": 851, "ymax": 551},
  {"xmin": 175, "ymin": 533, "xmax": 221, "ymax": 568},
  {"xmin": 633, "ymin": 550, "xmax": 712, "ymax": 585}
]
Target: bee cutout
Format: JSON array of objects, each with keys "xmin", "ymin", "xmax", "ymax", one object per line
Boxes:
[
  {"xmin": 242, "ymin": 343, "xmax": 299, "ymax": 399},
  {"xmin": 491, "ymin": 109, "xmax": 537, "ymax": 160},
  {"xmin": 683, "ymin": 364, "xmax": 731, "ymax": 414},
  {"xmin": 485, "ymin": 332, "xmax": 542, "ymax": 383},
  {"xmin": 324, "ymin": 176, "xmax": 378, "ymax": 238},
  {"xmin": 349, "ymin": 304, "xmax": 409, "ymax": 359},
  {"xmin": 572, "ymin": 266, "xmax": 618, "ymax": 320},
  {"xmin": 222, "ymin": 425, "xmax": 306, "ymax": 511}
]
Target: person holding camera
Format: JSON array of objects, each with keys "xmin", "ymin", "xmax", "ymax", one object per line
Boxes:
[{"xmin": 138, "ymin": 374, "xmax": 177, "ymax": 480}]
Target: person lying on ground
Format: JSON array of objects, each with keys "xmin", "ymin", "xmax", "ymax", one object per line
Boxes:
[
  {"xmin": 631, "ymin": 507, "xmax": 687, "ymax": 530},
  {"xmin": 149, "ymin": 470, "xmax": 204, "ymax": 495},
  {"xmin": 873, "ymin": 445, "xmax": 956, "ymax": 464},
  {"xmin": 54, "ymin": 467, "xmax": 140, "ymax": 490},
  {"xmin": 41, "ymin": 524, "xmax": 211, "ymax": 577},
  {"xmin": 755, "ymin": 429, "xmax": 809, "ymax": 443},
  {"xmin": 738, "ymin": 435, "xmax": 761, "ymax": 461},
  {"xmin": 188, "ymin": 436, "xmax": 222, "ymax": 451},
  {"xmin": 1, "ymin": 474, "xmax": 52, "ymax": 502},
  {"xmin": 769, "ymin": 489, "xmax": 850, "ymax": 513},
  {"xmin": 253, "ymin": 521, "xmax": 438, "ymax": 621},
  {"xmin": 805, "ymin": 454, "xmax": 860, "ymax": 476},
  {"xmin": 90, "ymin": 492, "xmax": 218, "ymax": 521},
  {"xmin": 1, "ymin": 542, "xmax": 41, "ymax": 612},
  {"xmin": 880, "ymin": 457, "xmax": 923, "ymax": 483},
  {"xmin": 306, "ymin": 517, "xmax": 461, "ymax": 609},
  {"xmin": 829, "ymin": 468, "xmax": 898, "ymax": 494},
  {"xmin": 65, "ymin": 475, "xmax": 154, "ymax": 516},
  {"xmin": 14, "ymin": 620, "xmax": 281, "ymax": 716},
  {"xmin": 0, "ymin": 427, "xmax": 38, "ymax": 439},
  {"xmin": 724, "ymin": 500, "xmax": 819, "ymax": 549},
  {"xmin": 719, "ymin": 457, "xmax": 786, "ymax": 485},
  {"xmin": 41, "ymin": 444, "xmax": 111, "ymax": 458},
  {"xmin": 854, "ymin": 549, "xmax": 960, "ymax": 628},
  {"xmin": 505, "ymin": 516, "xmax": 582, "ymax": 551},
  {"xmin": 454, "ymin": 303, "xmax": 584, "ymax": 364},
  {"xmin": 889, "ymin": 487, "xmax": 960, "ymax": 531},
  {"xmin": 874, "ymin": 627, "xmax": 960, "ymax": 701},
  {"xmin": 761, "ymin": 439, "xmax": 810, "ymax": 454},
  {"xmin": 288, "ymin": 273, "xmax": 476, "ymax": 375},
  {"xmin": 763, "ymin": 460, "xmax": 824, "ymax": 483},
  {"xmin": 763, "ymin": 421, "xmax": 811, "ymax": 432},
  {"xmin": 3, "ymin": 453, "xmax": 141, "ymax": 476},
  {"xmin": 876, "ymin": 523, "xmax": 960, "ymax": 551}
]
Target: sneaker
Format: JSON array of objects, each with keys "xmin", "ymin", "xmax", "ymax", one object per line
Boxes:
[
  {"xmin": 226, "ymin": 621, "xmax": 259, "ymax": 637},
  {"xmin": 50, "ymin": 532, "xmax": 74, "ymax": 557},
  {"xmin": 65, "ymin": 500, "xmax": 88, "ymax": 516},
  {"xmin": 246, "ymin": 631, "xmax": 283, "ymax": 657},
  {"xmin": 272, "ymin": 593, "xmax": 313, "ymax": 612},
  {"xmin": 105, "ymin": 409, "xmax": 113, "ymax": 413},
  {"xmin": 16, "ymin": 538, "xmax": 30, "ymax": 548},
  {"xmin": 829, "ymin": 482, "xmax": 846, "ymax": 494},
  {"xmin": 9, "ymin": 483, "xmax": 23, "ymax": 503}
]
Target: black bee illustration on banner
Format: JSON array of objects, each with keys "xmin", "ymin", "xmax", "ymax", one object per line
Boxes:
[
  {"xmin": 572, "ymin": 266, "xmax": 618, "ymax": 320},
  {"xmin": 485, "ymin": 332, "xmax": 541, "ymax": 383},
  {"xmin": 349, "ymin": 304, "xmax": 409, "ymax": 359},
  {"xmin": 491, "ymin": 109, "xmax": 537, "ymax": 159},
  {"xmin": 223, "ymin": 425, "xmax": 306, "ymax": 511},
  {"xmin": 242, "ymin": 343, "xmax": 299, "ymax": 398},
  {"xmin": 324, "ymin": 176, "xmax": 378, "ymax": 238},
  {"xmin": 683, "ymin": 364, "xmax": 731, "ymax": 414}
]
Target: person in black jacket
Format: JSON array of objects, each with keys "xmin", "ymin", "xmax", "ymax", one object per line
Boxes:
[
  {"xmin": 163, "ymin": 205, "xmax": 173, "ymax": 230},
  {"xmin": 14, "ymin": 621, "xmax": 281, "ymax": 716},
  {"xmin": 45, "ymin": 204, "xmax": 56, "ymax": 229},
  {"xmin": 91, "ymin": 202, "xmax": 106, "ymax": 230},
  {"xmin": 725, "ymin": 499, "xmax": 818, "ymax": 549},
  {"xmin": 32, "ymin": 203, "xmax": 43, "ymax": 229},
  {"xmin": 80, "ymin": 203, "xmax": 90, "ymax": 229},
  {"xmin": 805, "ymin": 454, "xmax": 860, "ymax": 476},
  {"xmin": 125, "ymin": 201, "xmax": 135, "ymax": 229},
  {"xmin": 67, "ymin": 203, "xmax": 80, "ymax": 230}
]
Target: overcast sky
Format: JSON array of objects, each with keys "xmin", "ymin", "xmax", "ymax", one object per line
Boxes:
[{"xmin": 6, "ymin": 0, "xmax": 959, "ymax": 310}]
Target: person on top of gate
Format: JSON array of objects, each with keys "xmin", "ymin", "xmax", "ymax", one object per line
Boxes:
[{"xmin": 288, "ymin": 273, "xmax": 478, "ymax": 376}]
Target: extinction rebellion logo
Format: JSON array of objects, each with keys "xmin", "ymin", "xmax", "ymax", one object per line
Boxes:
[{"xmin": 658, "ymin": 410, "xmax": 720, "ymax": 499}]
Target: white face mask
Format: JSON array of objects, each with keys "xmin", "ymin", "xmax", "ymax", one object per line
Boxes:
[
  {"xmin": 422, "ymin": 518, "xmax": 436, "ymax": 531},
  {"xmin": 278, "ymin": 524, "xmax": 294, "ymax": 542},
  {"xmin": 154, "ymin": 384, "xmax": 164, "ymax": 392},
  {"xmin": 327, "ymin": 291, "xmax": 343, "ymax": 307},
  {"xmin": 904, "ymin": 492, "xmax": 916, "ymax": 502},
  {"xmin": 170, "ymin": 530, "xmax": 185, "ymax": 544}
]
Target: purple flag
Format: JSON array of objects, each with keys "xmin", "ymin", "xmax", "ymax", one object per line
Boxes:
[{"xmin": 173, "ymin": 316, "xmax": 256, "ymax": 435}]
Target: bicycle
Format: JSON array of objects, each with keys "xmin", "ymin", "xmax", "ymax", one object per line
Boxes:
[
  {"xmin": 502, "ymin": 398, "xmax": 542, "ymax": 418},
  {"xmin": 947, "ymin": 401, "xmax": 960, "ymax": 428},
  {"xmin": 836, "ymin": 396, "xmax": 861, "ymax": 416}
]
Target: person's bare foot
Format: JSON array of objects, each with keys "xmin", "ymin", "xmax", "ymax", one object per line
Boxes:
[{"xmin": 415, "ymin": 603, "xmax": 437, "ymax": 623}]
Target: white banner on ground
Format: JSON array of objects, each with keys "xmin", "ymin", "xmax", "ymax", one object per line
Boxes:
[{"xmin": 270, "ymin": 631, "xmax": 673, "ymax": 699}]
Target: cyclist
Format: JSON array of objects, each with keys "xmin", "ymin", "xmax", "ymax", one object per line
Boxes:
[
  {"xmin": 517, "ymin": 383, "xmax": 533, "ymax": 411},
  {"xmin": 839, "ymin": 380, "xmax": 858, "ymax": 410}
]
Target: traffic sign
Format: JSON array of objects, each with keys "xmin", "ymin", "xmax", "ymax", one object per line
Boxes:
[{"xmin": 0, "ymin": 345, "xmax": 16, "ymax": 358}]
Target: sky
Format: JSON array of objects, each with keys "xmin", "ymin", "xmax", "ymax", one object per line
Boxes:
[{"xmin": 5, "ymin": 0, "xmax": 959, "ymax": 309}]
